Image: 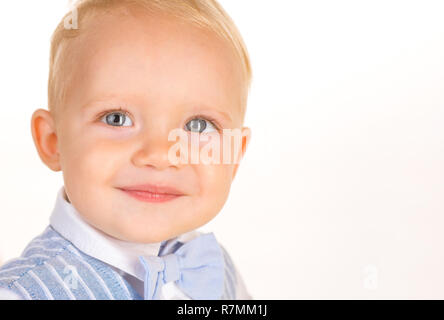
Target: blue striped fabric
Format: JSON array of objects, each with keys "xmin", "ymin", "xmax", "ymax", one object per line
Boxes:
[{"xmin": 0, "ymin": 226, "xmax": 238, "ymax": 300}]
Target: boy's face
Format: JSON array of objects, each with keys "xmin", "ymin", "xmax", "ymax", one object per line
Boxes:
[{"xmin": 33, "ymin": 8, "xmax": 250, "ymax": 243}]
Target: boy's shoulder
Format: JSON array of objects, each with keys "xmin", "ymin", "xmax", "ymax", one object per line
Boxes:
[
  {"xmin": 0, "ymin": 225, "xmax": 139, "ymax": 300},
  {"xmin": 0, "ymin": 226, "xmax": 81, "ymax": 299}
]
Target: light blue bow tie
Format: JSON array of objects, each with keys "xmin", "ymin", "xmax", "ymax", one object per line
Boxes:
[{"xmin": 138, "ymin": 233, "xmax": 225, "ymax": 300}]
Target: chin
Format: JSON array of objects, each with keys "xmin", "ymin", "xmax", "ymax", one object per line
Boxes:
[
  {"xmin": 110, "ymin": 215, "xmax": 199, "ymax": 243},
  {"xmin": 117, "ymin": 227, "xmax": 179, "ymax": 244}
]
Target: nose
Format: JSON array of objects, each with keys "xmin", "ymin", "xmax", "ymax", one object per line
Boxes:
[{"xmin": 131, "ymin": 129, "xmax": 181, "ymax": 171}]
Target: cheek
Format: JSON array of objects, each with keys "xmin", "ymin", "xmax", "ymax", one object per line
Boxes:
[
  {"xmin": 195, "ymin": 164, "xmax": 233, "ymax": 205},
  {"xmin": 198, "ymin": 131, "xmax": 243, "ymax": 165},
  {"xmin": 186, "ymin": 164, "xmax": 233, "ymax": 228},
  {"xmin": 59, "ymin": 133, "xmax": 126, "ymax": 186}
]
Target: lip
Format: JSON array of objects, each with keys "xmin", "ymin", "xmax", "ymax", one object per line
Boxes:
[{"xmin": 117, "ymin": 184, "xmax": 184, "ymax": 203}]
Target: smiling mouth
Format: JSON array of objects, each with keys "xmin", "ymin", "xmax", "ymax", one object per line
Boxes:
[{"xmin": 118, "ymin": 188, "xmax": 184, "ymax": 203}]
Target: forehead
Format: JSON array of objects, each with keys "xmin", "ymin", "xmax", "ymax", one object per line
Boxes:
[{"xmin": 64, "ymin": 7, "xmax": 244, "ymax": 121}]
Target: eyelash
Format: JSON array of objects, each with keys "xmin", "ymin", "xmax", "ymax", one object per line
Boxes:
[
  {"xmin": 97, "ymin": 107, "xmax": 222, "ymax": 131},
  {"xmin": 96, "ymin": 107, "xmax": 127, "ymax": 119}
]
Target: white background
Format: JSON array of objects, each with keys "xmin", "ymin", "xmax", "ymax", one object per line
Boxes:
[{"xmin": 1, "ymin": 0, "xmax": 444, "ymax": 299}]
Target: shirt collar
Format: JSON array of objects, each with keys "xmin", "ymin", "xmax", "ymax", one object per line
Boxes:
[{"xmin": 49, "ymin": 185, "xmax": 199, "ymax": 281}]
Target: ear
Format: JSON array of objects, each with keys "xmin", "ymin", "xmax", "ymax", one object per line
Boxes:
[
  {"xmin": 231, "ymin": 126, "xmax": 252, "ymax": 181},
  {"xmin": 30, "ymin": 109, "xmax": 61, "ymax": 172}
]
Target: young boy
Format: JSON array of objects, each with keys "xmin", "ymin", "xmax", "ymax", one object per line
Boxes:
[{"xmin": 0, "ymin": 0, "xmax": 252, "ymax": 300}]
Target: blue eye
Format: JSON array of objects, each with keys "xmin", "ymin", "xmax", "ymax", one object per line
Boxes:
[
  {"xmin": 185, "ymin": 118, "xmax": 217, "ymax": 133},
  {"xmin": 101, "ymin": 111, "xmax": 133, "ymax": 127}
]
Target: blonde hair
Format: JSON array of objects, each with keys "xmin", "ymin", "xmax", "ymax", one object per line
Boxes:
[{"xmin": 48, "ymin": 0, "xmax": 252, "ymax": 120}]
